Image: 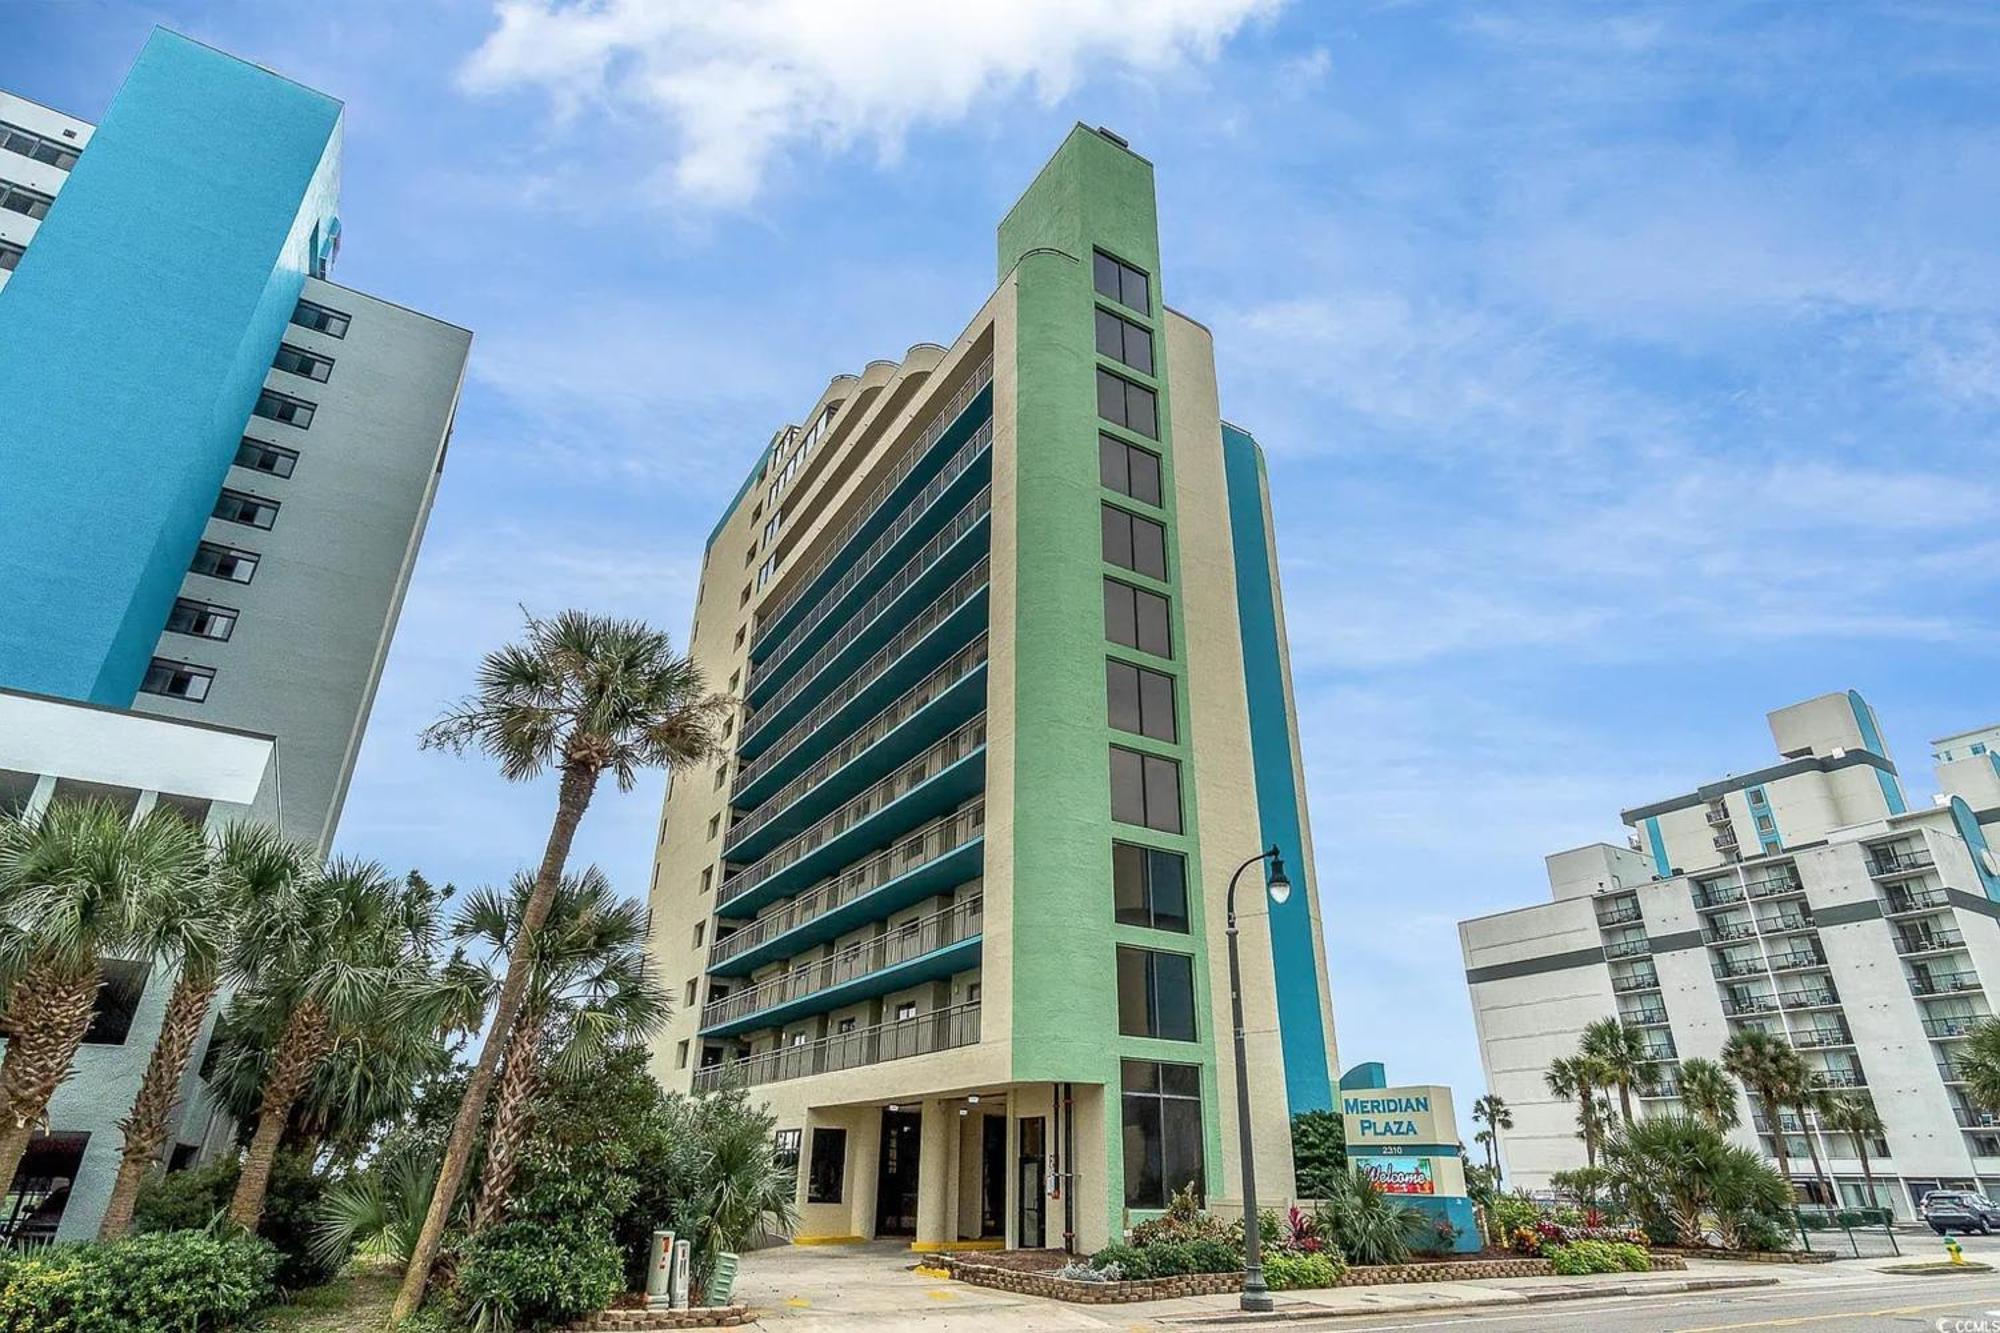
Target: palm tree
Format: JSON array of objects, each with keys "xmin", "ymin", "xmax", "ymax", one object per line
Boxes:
[
  {"xmin": 1792, "ymin": 1082, "xmax": 1838, "ymax": 1209},
  {"xmin": 1677, "ymin": 1056, "xmax": 1741, "ymax": 1133},
  {"xmin": 1958, "ymin": 1018, "xmax": 2000, "ymax": 1114},
  {"xmin": 1579, "ymin": 1018, "xmax": 1651, "ymax": 1127},
  {"xmin": 1544, "ymin": 1055, "xmax": 1610, "ymax": 1167},
  {"xmin": 225, "ymin": 858, "xmax": 446, "ymax": 1229},
  {"xmin": 1721, "ymin": 1028, "xmax": 1807, "ymax": 1200},
  {"xmin": 99, "ymin": 824, "xmax": 301, "ymax": 1237},
  {"xmin": 453, "ymin": 866, "xmax": 669, "ymax": 1231},
  {"xmin": 0, "ymin": 802, "xmax": 204, "ymax": 1193},
  {"xmin": 1821, "ymin": 1095, "xmax": 1886, "ymax": 1212},
  {"xmin": 393, "ymin": 610, "xmax": 724, "ymax": 1322},
  {"xmin": 1471, "ymin": 1094, "xmax": 1512, "ymax": 1181}
]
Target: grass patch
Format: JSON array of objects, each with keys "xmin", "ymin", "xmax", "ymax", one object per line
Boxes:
[{"xmin": 255, "ymin": 1268, "xmax": 401, "ymax": 1331}]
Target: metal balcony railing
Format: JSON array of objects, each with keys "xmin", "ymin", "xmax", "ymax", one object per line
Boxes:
[
  {"xmin": 691, "ymin": 999, "xmax": 982, "ymax": 1093},
  {"xmin": 755, "ymin": 358, "xmax": 994, "ymax": 645},
  {"xmin": 1923, "ymin": 1015, "xmax": 1986, "ymax": 1039},
  {"xmin": 1724, "ymin": 995, "xmax": 1778, "ymax": 1017},
  {"xmin": 721, "ymin": 716, "xmax": 986, "ymax": 907},
  {"xmin": 727, "ymin": 636, "xmax": 988, "ymax": 848},
  {"xmin": 1603, "ymin": 938, "xmax": 1650, "ymax": 960},
  {"xmin": 1898, "ymin": 929, "xmax": 1967, "ymax": 956},
  {"xmin": 741, "ymin": 556, "xmax": 990, "ymax": 759},
  {"xmin": 1625, "ymin": 1007, "xmax": 1670, "ymax": 1026},
  {"xmin": 1760, "ymin": 913, "xmax": 1813, "ymax": 933},
  {"xmin": 1640, "ymin": 1078, "xmax": 1681, "ymax": 1098},
  {"xmin": 1713, "ymin": 957, "xmax": 1765, "ymax": 980},
  {"xmin": 1814, "ymin": 1069, "xmax": 1866, "ymax": 1089},
  {"xmin": 1911, "ymin": 971, "xmax": 1984, "ymax": 997},
  {"xmin": 710, "ymin": 801, "xmax": 985, "ymax": 970},
  {"xmin": 1957, "ymin": 1106, "xmax": 2000, "ymax": 1129},
  {"xmin": 700, "ymin": 896, "xmax": 982, "ymax": 1030},
  {"xmin": 1637, "ymin": 1042, "xmax": 1678, "ymax": 1062},
  {"xmin": 1767, "ymin": 950, "xmax": 1828, "ymax": 972},
  {"xmin": 1692, "ymin": 885, "xmax": 1745, "ymax": 910},
  {"xmin": 1885, "ymin": 889, "xmax": 1951, "ymax": 915},
  {"xmin": 1940, "ymin": 1061, "xmax": 1970, "ymax": 1083},
  {"xmin": 1704, "ymin": 922, "xmax": 1759, "ymax": 943},
  {"xmin": 1706, "ymin": 805, "xmax": 1732, "ymax": 827},
  {"xmin": 1597, "ymin": 903, "xmax": 1643, "ymax": 927},
  {"xmin": 1778, "ymin": 987, "xmax": 1840, "ymax": 1009},
  {"xmin": 1745, "ymin": 873, "xmax": 1804, "ymax": 899},
  {"xmin": 1870, "ymin": 848, "xmax": 1937, "ymax": 877},
  {"xmin": 1794, "ymin": 1028, "xmax": 1853, "ymax": 1049},
  {"xmin": 746, "ymin": 485, "xmax": 990, "ymax": 716},
  {"xmin": 1612, "ymin": 972, "xmax": 1660, "ymax": 993},
  {"xmin": 750, "ymin": 427, "xmax": 993, "ymax": 692}
]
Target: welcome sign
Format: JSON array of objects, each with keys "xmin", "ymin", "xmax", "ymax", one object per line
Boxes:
[{"xmin": 1352, "ymin": 1155, "xmax": 1435, "ymax": 1195}]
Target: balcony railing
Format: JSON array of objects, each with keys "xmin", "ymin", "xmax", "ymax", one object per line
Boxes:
[
  {"xmin": 1957, "ymin": 1106, "xmax": 2000, "ymax": 1129},
  {"xmin": 1724, "ymin": 995, "xmax": 1779, "ymax": 1017},
  {"xmin": 1692, "ymin": 885, "xmax": 1745, "ymax": 911},
  {"xmin": 1640, "ymin": 1078, "xmax": 1681, "ymax": 1098},
  {"xmin": 1637, "ymin": 1042, "xmax": 1677, "ymax": 1062},
  {"xmin": 699, "ymin": 896, "xmax": 982, "ymax": 1031},
  {"xmin": 1612, "ymin": 971, "xmax": 1660, "ymax": 993},
  {"xmin": 1760, "ymin": 913, "xmax": 1813, "ymax": 934},
  {"xmin": 1597, "ymin": 903, "xmax": 1643, "ymax": 927},
  {"xmin": 751, "ymin": 419, "xmax": 994, "ymax": 689},
  {"xmin": 1704, "ymin": 922, "xmax": 1759, "ymax": 944},
  {"xmin": 741, "ymin": 556, "xmax": 989, "ymax": 762},
  {"xmin": 1713, "ymin": 957, "xmax": 1765, "ymax": 980},
  {"xmin": 1767, "ymin": 950, "xmax": 1828, "ymax": 972},
  {"xmin": 755, "ymin": 356, "xmax": 993, "ymax": 647},
  {"xmin": 1898, "ymin": 929, "xmax": 1967, "ymax": 957},
  {"xmin": 1794, "ymin": 1028, "xmax": 1853, "ymax": 1049},
  {"xmin": 1706, "ymin": 805, "xmax": 1732, "ymax": 827},
  {"xmin": 1713, "ymin": 828, "xmax": 1740, "ymax": 850},
  {"xmin": 1911, "ymin": 971, "xmax": 1984, "ymax": 997},
  {"xmin": 1744, "ymin": 873, "xmax": 1804, "ymax": 899},
  {"xmin": 1814, "ymin": 1069, "xmax": 1866, "ymax": 1089},
  {"xmin": 1625, "ymin": 1006, "xmax": 1670, "ymax": 1026},
  {"xmin": 721, "ymin": 716, "xmax": 986, "ymax": 907},
  {"xmin": 1870, "ymin": 848, "xmax": 1937, "ymax": 877},
  {"xmin": 1940, "ymin": 1061, "xmax": 1970, "ymax": 1083},
  {"xmin": 1923, "ymin": 1015, "xmax": 1987, "ymax": 1039},
  {"xmin": 746, "ymin": 485, "xmax": 990, "ymax": 718},
  {"xmin": 726, "ymin": 635, "xmax": 987, "ymax": 848},
  {"xmin": 690, "ymin": 999, "xmax": 982, "ymax": 1093},
  {"xmin": 1603, "ymin": 938, "xmax": 1650, "ymax": 960},
  {"xmin": 1778, "ymin": 987, "xmax": 1840, "ymax": 1010},
  {"xmin": 710, "ymin": 802, "xmax": 984, "ymax": 970},
  {"xmin": 1885, "ymin": 889, "xmax": 1951, "ymax": 916}
]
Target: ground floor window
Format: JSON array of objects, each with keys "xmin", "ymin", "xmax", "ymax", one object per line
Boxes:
[
  {"xmin": 2, "ymin": 1131, "xmax": 89, "ymax": 1244},
  {"xmin": 808, "ymin": 1127, "xmax": 846, "ymax": 1203},
  {"xmin": 1121, "ymin": 1059, "xmax": 1204, "ymax": 1209}
]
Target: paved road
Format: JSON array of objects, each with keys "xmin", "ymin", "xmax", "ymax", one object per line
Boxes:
[{"xmin": 1278, "ymin": 1270, "xmax": 2000, "ymax": 1332}]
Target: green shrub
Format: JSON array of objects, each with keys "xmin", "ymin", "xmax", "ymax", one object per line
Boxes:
[
  {"xmin": 1141, "ymin": 1240, "xmax": 1195, "ymax": 1276},
  {"xmin": 1089, "ymin": 1243, "xmax": 1151, "ymax": 1280},
  {"xmin": 0, "ymin": 1230, "xmax": 277, "ymax": 1331},
  {"xmin": 1182, "ymin": 1236, "xmax": 1242, "ymax": 1274},
  {"xmin": 1291, "ymin": 1110, "xmax": 1346, "ymax": 1198},
  {"xmin": 1264, "ymin": 1251, "xmax": 1343, "ymax": 1290},
  {"xmin": 453, "ymin": 1216, "xmax": 623, "ymax": 1333},
  {"xmin": 1546, "ymin": 1239, "xmax": 1632, "ymax": 1275},
  {"xmin": 132, "ymin": 1152, "xmax": 338, "ymax": 1291},
  {"xmin": 1129, "ymin": 1182, "xmax": 1232, "ymax": 1248},
  {"xmin": 1609, "ymin": 1241, "xmax": 1651, "ymax": 1272},
  {"xmin": 1319, "ymin": 1171, "xmax": 1425, "ymax": 1266},
  {"xmin": 1488, "ymin": 1192, "xmax": 1540, "ymax": 1237}
]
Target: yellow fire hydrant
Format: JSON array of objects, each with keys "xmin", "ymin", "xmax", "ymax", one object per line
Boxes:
[{"xmin": 1946, "ymin": 1236, "xmax": 1966, "ymax": 1265}]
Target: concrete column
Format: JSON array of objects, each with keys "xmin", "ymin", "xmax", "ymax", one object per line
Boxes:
[{"xmin": 915, "ymin": 1098, "xmax": 955, "ymax": 1247}]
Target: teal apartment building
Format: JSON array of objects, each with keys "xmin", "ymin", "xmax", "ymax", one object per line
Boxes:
[
  {"xmin": 0, "ymin": 31, "xmax": 469, "ymax": 1239},
  {"xmin": 646, "ymin": 127, "xmax": 1340, "ymax": 1252}
]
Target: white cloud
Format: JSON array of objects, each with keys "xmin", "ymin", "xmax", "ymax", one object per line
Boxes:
[{"xmin": 459, "ymin": 0, "xmax": 1281, "ymax": 205}]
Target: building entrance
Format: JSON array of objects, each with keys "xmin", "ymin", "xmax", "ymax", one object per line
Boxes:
[{"xmin": 876, "ymin": 1109, "xmax": 923, "ymax": 1236}]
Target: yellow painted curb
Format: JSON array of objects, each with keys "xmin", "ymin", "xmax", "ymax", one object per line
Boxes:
[
  {"xmin": 793, "ymin": 1235, "xmax": 866, "ymax": 1246},
  {"xmin": 910, "ymin": 1239, "xmax": 1005, "ymax": 1253}
]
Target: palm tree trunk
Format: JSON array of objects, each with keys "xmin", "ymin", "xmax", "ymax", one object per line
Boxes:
[
  {"xmin": 1617, "ymin": 1081, "xmax": 1635, "ymax": 1127},
  {"xmin": 1580, "ymin": 1083, "xmax": 1599, "ymax": 1167},
  {"xmin": 1798, "ymin": 1105, "xmax": 1835, "ymax": 1208},
  {"xmin": 469, "ymin": 1015, "xmax": 544, "ymax": 1235},
  {"xmin": 0, "ymin": 963, "xmax": 102, "ymax": 1196},
  {"xmin": 228, "ymin": 1000, "xmax": 330, "ymax": 1229},
  {"xmin": 99, "ymin": 970, "xmax": 218, "ymax": 1238},
  {"xmin": 1760, "ymin": 1092, "xmax": 1795, "ymax": 1198},
  {"xmin": 1492, "ymin": 1127, "xmax": 1504, "ymax": 1184},
  {"xmin": 392, "ymin": 762, "xmax": 598, "ymax": 1325}
]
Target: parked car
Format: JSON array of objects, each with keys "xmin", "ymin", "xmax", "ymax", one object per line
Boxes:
[{"xmin": 1921, "ymin": 1190, "xmax": 2000, "ymax": 1235}]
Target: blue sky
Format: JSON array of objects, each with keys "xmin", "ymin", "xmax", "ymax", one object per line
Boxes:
[{"xmin": 10, "ymin": 2, "xmax": 1999, "ymax": 1143}]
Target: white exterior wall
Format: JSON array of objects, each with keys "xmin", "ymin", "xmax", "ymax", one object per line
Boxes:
[{"xmin": 0, "ymin": 92, "xmax": 93, "ymax": 294}]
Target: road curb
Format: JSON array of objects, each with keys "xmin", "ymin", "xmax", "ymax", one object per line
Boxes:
[{"xmin": 1160, "ymin": 1274, "xmax": 1778, "ymax": 1324}]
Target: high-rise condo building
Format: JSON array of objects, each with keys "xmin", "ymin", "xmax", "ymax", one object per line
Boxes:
[
  {"xmin": 645, "ymin": 126, "xmax": 1339, "ymax": 1253},
  {"xmin": 0, "ymin": 30, "xmax": 470, "ymax": 1240},
  {"xmin": 1461, "ymin": 691, "xmax": 2000, "ymax": 1220}
]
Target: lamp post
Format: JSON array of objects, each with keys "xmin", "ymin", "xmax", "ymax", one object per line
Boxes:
[{"xmin": 1227, "ymin": 844, "xmax": 1290, "ymax": 1313}]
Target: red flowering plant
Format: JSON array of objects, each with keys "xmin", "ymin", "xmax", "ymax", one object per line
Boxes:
[{"xmin": 1283, "ymin": 1205, "xmax": 1327, "ymax": 1255}]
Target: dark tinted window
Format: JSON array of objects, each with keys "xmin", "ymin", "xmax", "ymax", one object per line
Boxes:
[
  {"xmin": 1095, "ymin": 307, "xmax": 1154, "ymax": 375},
  {"xmin": 1102, "ymin": 505, "xmax": 1167, "ymax": 580},
  {"xmin": 1107, "ymin": 659, "xmax": 1176, "ymax": 742},
  {"xmin": 191, "ymin": 542, "xmax": 258, "ymax": 584},
  {"xmin": 1097, "ymin": 369, "xmax": 1158, "ymax": 439},
  {"xmin": 1121, "ymin": 1058, "xmax": 1205, "ymax": 1209},
  {"xmin": 1114, "ymin": 842, "xmax": 1189, "ymax": 932},
  {"xmin": 808, "ymin": 1127, "xmax": 846, "ymax": 1203},
  {"xmin": 1093, "ymin": 250, "xmax": 1151, "ymax": 314},
  {"xmin": 1104, "ymin": 579, "xmax": 1171, "ymax": 658},
  {"xmin": 1099, "ymin": 434, "xmax": 1162, "ymax": 506},
  {"xmin": 234, "ymin": 438, "xmax": 298, "ymax": 479},
  {"xmin": 84, "ymin": 960, "xmax": 150, "ymax": 1045},
  {"xmin": 1110, "ymin": 746, "xmax": 1182, "ymax": 834}
]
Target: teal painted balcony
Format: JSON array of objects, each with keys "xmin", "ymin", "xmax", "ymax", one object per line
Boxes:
[
  {"xmin": 754, "ymin": 362, "xmax": 993, "ymax": 659},
  {"xmin": 691, "ymin": 1000, "xmax": 982, "ymax": 1093},
  {"xmin": 749, "ymin": 419, "xmax": 992, "ymax": 697},
  {"xmin": 738, "ymin": 556, "xmax": 989, "ymax": 764},
  {"xmin": 719, "ymin": 717, "xmax": 986, "ymax": 916},
  {"xmin": 725, "ymin": 641, "xmax": 987, "ymax": 859},
  {"xmin": 711, "ymin": 801, "xmax": 984, "ymax": 978},
  {"xmin": 699, "ymin": 895, "xmax": 982, "ymax": 1039},
  {"xmin": 744, "ymin": 486, "xmax": 991, "ymax": 725}
]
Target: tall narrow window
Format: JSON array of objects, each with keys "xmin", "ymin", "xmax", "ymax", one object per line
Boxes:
[
  {"xmin": 140, "ymin": 659, "xmax": 214, "ymax": 703},
  {"xmin": 1107, "ymin": 659, "xmax": 1177, "ymax": 742},
  {"xmin": 1121, "ymin": 1059, "xmax": 1204, "ymax": 1208},
  {"xmin": 213, "ymin": 490, "xmax": 279, "ymax": 530},
  {"xmin": 1095, "ymin": 307, "xmax": 1155, "ymax": 376},
  {"xmin": 1114, "ymin": 842, "xmax": 1190, "ymax": 932},
  {"xmin": 1100, "ymin": 434, "xmax": 1162, "ymax": 506},
  {"xmin": 1097, "ymin": 369, "xmax": 1158, "ymax": 439},
  {"xmin": 1093, "ymin": 249, "xmax": 1151, "ymax": 315},
  {"xmin": 234, "ymin": 438, "xmax": 299, "ymax": 479},
  {"xmin": 1110, "ymin": 746, "xmax": 1182, "ymax": 834},
  {"xmin": 1104, "ymin": 579, "xmax": 1172, "ymax": 658},
  {"xmin": 190, "ymin": 541, "xmax": 259, "ymax": 584},
  {"xmin": 1102, "ymin": 505, "xmax": 1168, "ymax": 580},
  {"xmin": 291, "ymin": 299, "xmax": 351, "ymax": 338},
  {"xmin": 807, "ymin": 1127, "xmax": 847, "ymax": 1203},
  {"xmin": 1116, "ymin": 946, "xmax": 1197, "ymax": 1040}
]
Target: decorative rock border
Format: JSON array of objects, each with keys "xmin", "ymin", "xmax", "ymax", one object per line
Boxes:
[
  {"xmin": 564, "ymin": 1306, "xmax": 751, "ymax": 1330},
  {"xmin": 937, "ymin": 1252, "xmax": 1685, "ymax": 1304},
  {"xmin": 1654, "ymin": 1246, "xmax": 1834, "ymax": 1264}
]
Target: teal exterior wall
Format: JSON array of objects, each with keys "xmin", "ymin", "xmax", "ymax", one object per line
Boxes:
[
  {"xmin": 0, "ymin": 30, "xmax": 342, "ymax": 704},
  {"xmin": 1952, "ymin": 796, "xmax": 2000, "ymax": 901},
  {"xmin": 1847, "ymin": 690, "xmax": 1909, "ymax": 815},
  {"xmin": 1221, "ymin": 423, "xmax": 1334, "ymax": 1114}
]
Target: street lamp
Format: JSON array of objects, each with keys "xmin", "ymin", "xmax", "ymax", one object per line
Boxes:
[{"xmin": 1227, "ymin": 844, "xmax": 1291, "ymax": 1313}]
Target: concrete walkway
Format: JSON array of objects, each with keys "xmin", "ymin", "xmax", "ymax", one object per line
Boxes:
[{"xmin": 730, "ymin": 1244, "xmax": 1787, "ymax": 1330}]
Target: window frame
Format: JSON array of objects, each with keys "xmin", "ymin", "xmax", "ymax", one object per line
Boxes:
[
  {"xmin": 1092, "ymin": 248, "xmax": 1152, "ymax": 316},
  {"xmin": 213, "ymin": 488, "xmax": 279, "ymax": 531},
  {"xmin": 165, "ymin": 597, "xmax": 238, "ymax": 643},
  {"xmin": 234, "ymin": 437, "xmax": 299, "ymax": 479},
  {"xmin": 1106, "ymin": 658, "xmax": 1177, "ymax": 742},
  {"xmin": 1104, "ymin": 578, "xmax": 1172, "ymax": 659},
  {"xmin": 1121, "ymin": 1058, "xmax": 1205, "ymax": 1209},
  {"xmin": 1102, "ymin": 504, "xmax": 1168, "ymax": 581},
  {"xmin": 1095, "ymin": 306, "xmax": 1155, "ymax": 376},
  {"xmin": 140, "ymin": 658, "xmax": 215, "ymax": 703},
  {"xmin": 1110, "ymin": 745, "xmax": 1183, "ymax": 834},
  {"xmin": 1099, "ymin": 433, "xmax": 1163, "ymax": 507},
  {"xmin": 190, "ymin": 541, "xmax": 259, "ymax": 585},
  {"xmin": 291, "ymin": 298, "xmax": 351, "ymax": 339},
  {"xmin": 272, "ymin": 342, "xmax": 334, "ymax": 383},
  {"xmin": 1096, "ymin": 368, "xmax": 1159, "ymax": 439},
  {"xmin": 0, "ymin": 180, "xmax": 55, "ymax": 220},
  {"xmin": 807, "ymin": 1127, "xmax": 847, "ymax": 1203},
  {"xmin": 252, "ymin": 388, "xmax": 316, "ymax": 429},
  {"xmin": 0, "ymin": 240, "xmax": 22, "ymax": 272},
  {"xmin": 1116, "ymin": 945, "xmax": 1198, "ymax": 1041},
  {"xmin": 1114, "ymin": 841, "xmax": 1190, "ymax": 933},
  {"xmin": 1, "ymin": 123, "xmax": 81, "ymax": 172}
]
